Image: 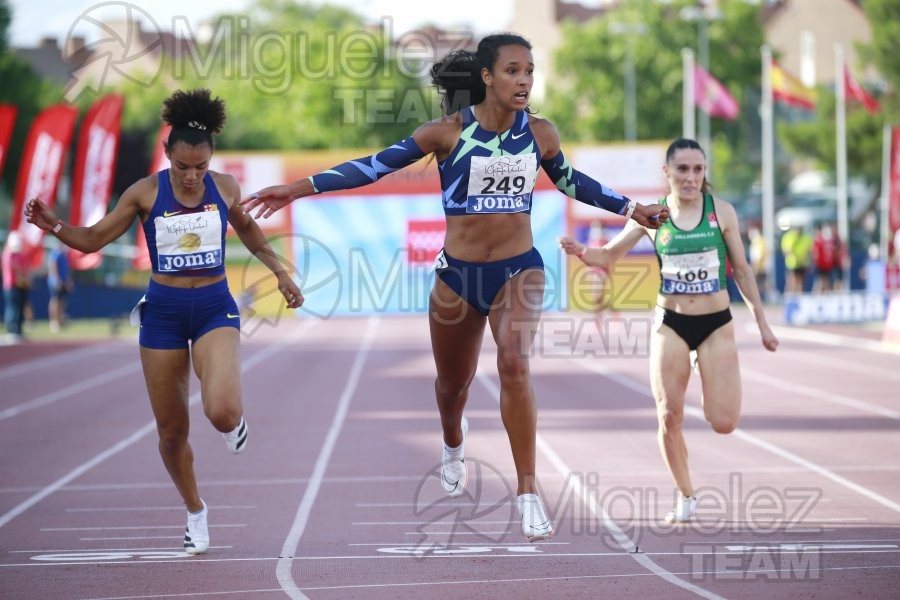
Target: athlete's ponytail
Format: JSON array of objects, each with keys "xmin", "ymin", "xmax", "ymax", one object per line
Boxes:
[
  {"xmin": 431, "ymin": 33, "xmax": 533, "ymax": 116},
  {"xmin": 162, "ymin": 89, "xmax": 226, "ymax": 151}
]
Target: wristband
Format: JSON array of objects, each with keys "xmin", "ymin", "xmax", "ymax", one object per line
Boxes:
[
  {"xmin": 623, "ymin": 199, "xmax": 637, "ymax": 221},
  {"xmin": 51, "ymin": 221, "xmax": 63, "ymax": 234}
]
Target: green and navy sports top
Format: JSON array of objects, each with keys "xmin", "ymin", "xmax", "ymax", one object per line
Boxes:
[
  {"xmin": 654, "ymin": 193, "xmax": 728, "ymax": 294},
  {"xmin": 143, "ymin": 170, "xmax": 228, "ymax": 276},
  {"xmin": 438, "ymin": 107, "xmax": 540, "ymax": 216}
]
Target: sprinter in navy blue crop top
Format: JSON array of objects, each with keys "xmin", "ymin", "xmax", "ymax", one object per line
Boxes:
[{"xmin": 26, "ymin": 89, "xmax": 303, "ymax": 555}]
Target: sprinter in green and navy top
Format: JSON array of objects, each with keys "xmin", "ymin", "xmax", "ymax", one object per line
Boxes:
[
  {"xmin": 559, "ymin": 138, "xmax": 778, "ymax": 527},
  {"xmin": 655, "ymin": 192, "xmax": 728, "ymax": 296}
]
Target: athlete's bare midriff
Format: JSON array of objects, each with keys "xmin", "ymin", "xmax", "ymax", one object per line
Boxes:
[
  {"xmin": 657, "ymin": 289, "xmax": 731, "ymax": 315},
  {"xmin": 443, "ymin": 212, "xmax": 534, "ymax": 262}
]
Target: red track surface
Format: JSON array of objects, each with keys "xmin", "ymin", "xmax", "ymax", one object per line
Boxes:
[{"xmin": 1, "ymin": 307, "xmax": 898, "ymax": 599}]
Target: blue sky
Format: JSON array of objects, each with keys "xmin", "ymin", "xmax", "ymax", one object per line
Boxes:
[{"xmin": 8, "ymin": 0, "xmax": 515, "ymax": 47}]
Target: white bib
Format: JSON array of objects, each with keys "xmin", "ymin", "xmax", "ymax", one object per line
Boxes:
[
  {"xmin": 465, "ymin": 153, "xmax": 537, "ymax": 214},
  {"xmin": 154, "ymin": 211, "xmax": 223, "ymax": 273},
  {"xmin": 660, "ymin": 249, "xmax": 721, "ymax": 294}
]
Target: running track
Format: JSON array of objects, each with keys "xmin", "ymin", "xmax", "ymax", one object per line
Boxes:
[{"xmin": 1, "ymin": 307, "xmax": 898, "ymax": 599}]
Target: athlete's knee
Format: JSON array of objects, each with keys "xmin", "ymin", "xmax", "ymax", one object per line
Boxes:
[
  {"xmin": 157, "ymin": 423, "xmax": 189, "ymax": 452},
  {"xmin": 204, "ymin": 401, "xmax": 241, "ymax": 432},
  {"xmin": 435, "ymin": 375, "xmax": 471, "ymax": 402},
  {"xmin": 657, "ymin": 407, "xmax": 684, "ymax": 434},
  {"xmin": 709, "ymin": 415, "xmax": 738, "ymax": 434},
  {"xmin": 496, "ymin": 346, "xmax": 529, "ymax": 383}
]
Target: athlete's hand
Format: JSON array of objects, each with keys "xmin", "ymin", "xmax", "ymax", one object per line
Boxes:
[
  {"xmin": 277, "ymin": 273, "xmax": 304, "ymax": 309},
  {"xmin": 633, "ymin": 203, "xmax": 669, "ymax": 229},
  {"xmin": 760, "ymin": 324, "xmax": 779, "ymax": 352},
  {"xmin": 558, "ymin": 236, "xmax": 587, "ymax": 260},
  {"xmin": 240, "ymin": 185, "xmax": 295, "ymax": 220},
  {"xmin": 24, "ymin": 198, "xmax": 59, "ymax": 232}
]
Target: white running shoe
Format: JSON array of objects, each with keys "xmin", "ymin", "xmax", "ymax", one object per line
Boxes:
[
  {"xmin": 517, "ymin": 493, "xmax": 554, "ymax": 541},
  {"xmin": 184, "ymin": 500, "xmax": 209, "ymax": 555},
  {"xmin": 689, "ymin": 350, "xmax": 700, "ymax": 374},
  {"xmin": 223, "ymin": 417, "xmax": 248, "ymax": 454},
  {"xmin": 665, "ymin": 494, "xmax": 697, "ymax": 523},
  {"xmin": 440, "ymin": 417, "xmax": 468, "ymax": 497}
]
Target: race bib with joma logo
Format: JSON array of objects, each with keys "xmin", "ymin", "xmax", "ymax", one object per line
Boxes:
[
  {"xmin": 154, "ymin": 211, "xmax": 223, "ymax": 272},
  {"xmin": 465, "ymin": 154, "xmax": 537, "ymax": 214}
]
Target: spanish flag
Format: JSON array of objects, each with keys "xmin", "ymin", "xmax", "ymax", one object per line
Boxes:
[{"xmin": 771, "ymin": 60, "xmax": 816, "ymax": 110}]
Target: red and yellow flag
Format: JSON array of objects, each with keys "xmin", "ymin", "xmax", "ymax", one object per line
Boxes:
[{"xmin": 771, "ymin": 61, "xmax": 816, "ymax": 110}]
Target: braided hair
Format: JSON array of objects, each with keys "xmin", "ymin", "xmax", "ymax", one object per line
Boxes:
[
  {"xmin": 430, "ymin": 33, "xmax": 533, "ymax": 116},
  {"xmin": 162, "ymin": 89, "xmax": 226, "ymax": 151}
]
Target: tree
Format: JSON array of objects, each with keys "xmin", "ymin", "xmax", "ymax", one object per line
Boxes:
[
  {"xmin": 544, "ymin": 0, "xmax": 765, "ymax": 194},
  {"xmin": 108, "ymin": 0, "xmax": 429, "ymax": 152},
  {"xmin": 859, "ymin": 0, "xmax": 899, "ymax": 121}
]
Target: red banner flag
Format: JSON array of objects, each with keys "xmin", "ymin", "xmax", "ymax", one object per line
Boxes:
[
  {"xmin": 0, "ymin": 104, "xmax": 17, "ymax": 179},
  {"xmin": 771, "ymin": 60, "xmax": 817, "ymax": 110},
  {"xmin": 9, "ymin": 103, "xmax": 79, "ymax": 268},
  {"xmin": 133, "ymin": 123, "xmax": 171, "ymax": 270},
  {"xmin": 844, "ymin": 64, "xmax": 880, "ymax": 114},
  {"xmin": 67, "ymin": 94, "xmax": 125, "ymax": 270},
  {"xmin": 693, "ymin": 64, "xmax": 739, "ymax": 120},
  {"xmin": 889, "ymin": 127, "xmax": 900, "ymax": 236}
]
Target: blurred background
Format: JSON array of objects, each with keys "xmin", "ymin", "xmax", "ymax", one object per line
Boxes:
[{"xmin": 1, "ymin": 0, "xmax": 898, "ymax": 340}]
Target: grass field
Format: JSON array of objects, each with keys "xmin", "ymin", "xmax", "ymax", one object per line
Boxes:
[{"xmin": 8, "ymin": 318, "xmax": 138, "ymax": 342}]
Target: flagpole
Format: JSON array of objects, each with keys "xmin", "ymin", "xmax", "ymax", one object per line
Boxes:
[
  {"xmin": 835, "ymin": 43, "xmax": 850, "ymax": 287},
  {"xmin": 761, "ymin": 45, "xmax": 776, "ymax": 297},
  {"xmin": 682, "ymin": 48, "xmax": 695, "ymax": 139},
  {"xmin": 881, "ymin": 124, "xmax": 891, "ymax": 265}
]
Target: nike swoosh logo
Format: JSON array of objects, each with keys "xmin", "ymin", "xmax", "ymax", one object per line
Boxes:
[
  {"xmin": 226, "ymin": 313, "xmax": 240, "ymax": 319},
  {"xmin": 511, "ymin": 131, "xmax": 526, "ymax": 140},
  {"xmin": 163, "ymin": 210, "xmax": 182, "ymax": 217},
  {"xmin": 509, "ymin": 268, "xmax": 523, "ymax": 279}
]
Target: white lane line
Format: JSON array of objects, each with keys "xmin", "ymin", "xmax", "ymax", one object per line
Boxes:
[
  {"xmin": 41, "ymin": 525, "xmax": 246, "ymax": 531},
  {"xmin": 573, "ymin": 355, "xmax": 900, "ymax": 515},
  {"xmin": 276, "ymin": 316, "xmax": 379, "ymax": 600},
  {"xmin": 741, "ymin": 367, "xmax": 900, "ymax": 421},
  {"xmin": 66, "ymin": 505, "xmax": 256, "ymax": 512},
  {"xmin": 476, "ymin": 371, "xmax": 725, "ymax": 600},
  {"xmin": 770, "ymin": 324, "xmax": 899, "ymax": 355},
  {"xmin": 0, "ymin": 320, "xmax": 318, "ymax": 530},
  {"xmin": 0, "ymin": 344, "xmax": 110, "ymax": 380},
  {"xmin": 0, "ymin": 363, "xmax": 142, "ymax": 421}
]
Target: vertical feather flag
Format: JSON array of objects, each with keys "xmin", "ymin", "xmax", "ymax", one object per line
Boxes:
[
  {"xmin": 68, "ymin": 94, "xmax": 125, "ymax": 270},
  {"xmin": 9, "ymin": 103, "xmax": 79, "ymax": 268},
  {"xmin": 0, "ymin": 105, "xmax": 17, "ymax": 179},
  {"xmin": 693, "ymin": 64, "xmax": 739, "ymax": 120},
  {"xmin": 771, "ymin": 61, "xmax": 817, "ymax": 110}
]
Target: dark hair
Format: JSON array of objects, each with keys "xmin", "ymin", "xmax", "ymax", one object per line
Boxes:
[
  {"xmin": 665, "ymin": 137, "xmax": 712, "ymax": 194},
  {"xmin": 430, "ymin": 33, "xmax": 533, "ymax": 115},
  {"xmin": 162, "ymin": 89, "xmax": 226, "ymax": 151}
]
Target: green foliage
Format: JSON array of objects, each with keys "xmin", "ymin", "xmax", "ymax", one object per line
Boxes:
[
  {"xmin": 544, "ymin": 0, "xmax": 764, "ymax": 194},
  {"xmin": 0, "ymin": 51, "xmax": 63, "ymax": 224},
  {"xmin": 0, "ymin": 0, "xmax": 10, "ymax": 52},
  {"xmin": 859, "ymin": 0, "xmax": 899, "ymax": 121},
  {"xmin": 104, "ymin": 0, "xmax": 429, "ymax": 151}
]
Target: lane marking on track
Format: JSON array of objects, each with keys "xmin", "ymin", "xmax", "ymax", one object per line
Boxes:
[
  {"xmin": 0, "ymin": 319, "xmax": 319, "ymax": 530},
  {"xmin": 276, "ymin": 316, "xmax": 379, "ymax": 600},
  {"xmin": 0, "ymin": 362, "xmax": 142, "ymax": 421},
  {"xmin": 65, "ymin": 505, "xmax": 256, "ymax": 512},
  {"xmin": 768, "ymin": 323, "xmax": 900, "ymax": 355},
  {"xmin": 741, "ymin": 367, "xmax": 900, "ymax": 421},
  {"xmin": 570, "ymin": 357, "xmax": 900, "ymax": 516},
  {"xmin": 0, "ymin": 344, "xmax": 111, "ymax": 380},
  {"xmin": 476, "ymin": 371, "xmax": 726, "ymax": 600}
]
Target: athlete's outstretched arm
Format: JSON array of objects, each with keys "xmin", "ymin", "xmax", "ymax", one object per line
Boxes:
[
  {"xmin": 531, "ymin": 118, "xmax": 669, "ymax": 228},
  {"xmin": 25, "ymin": 179, "xmax": 147, "ymax": 252},
  {"xmin": 241, "ymin": 119, "xmax": 455, "ymax": 220}
]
